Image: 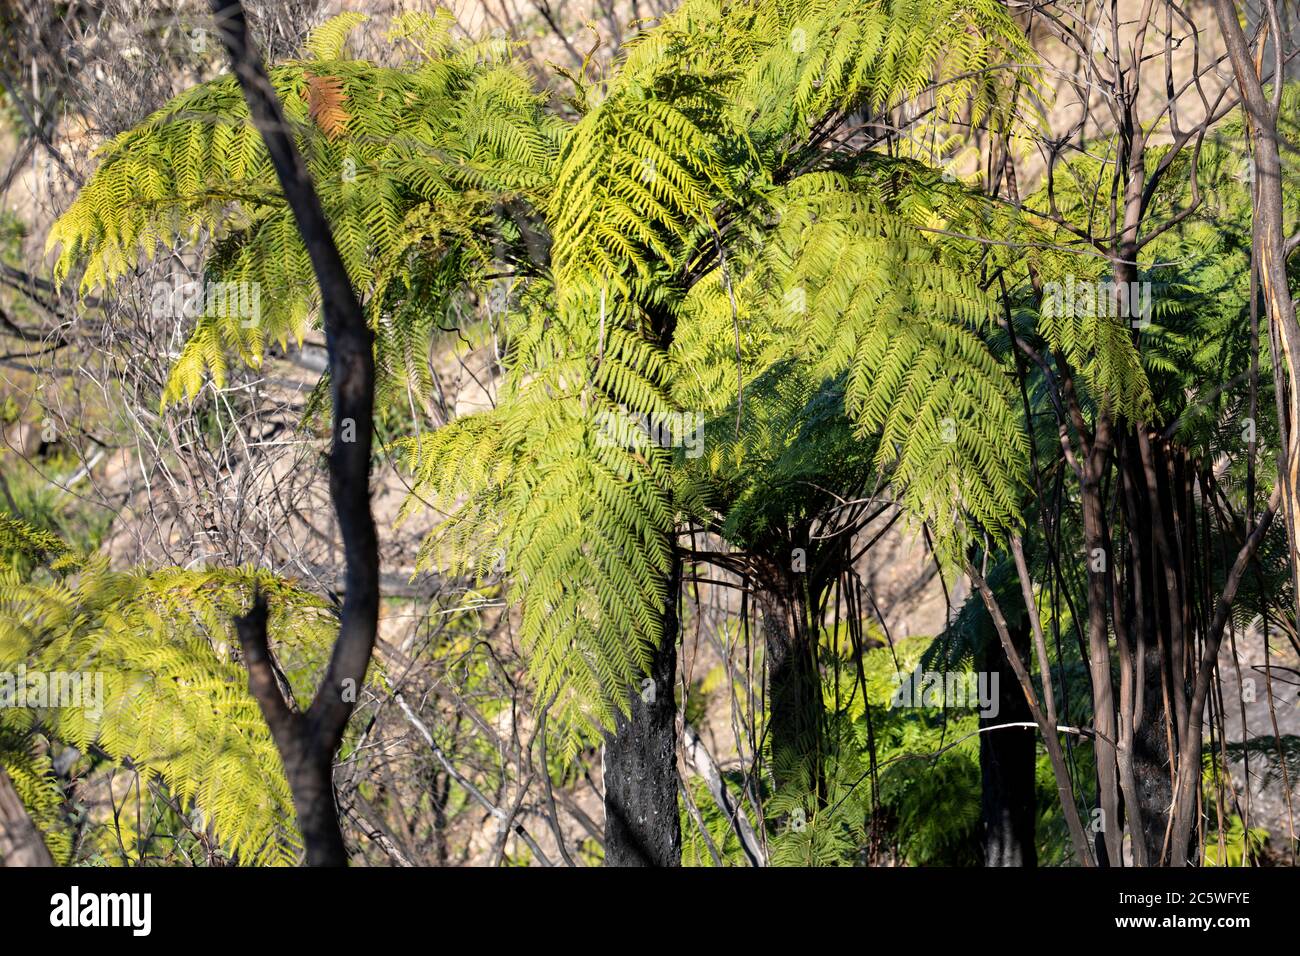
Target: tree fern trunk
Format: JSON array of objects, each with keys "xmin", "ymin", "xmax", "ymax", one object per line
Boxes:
[
  {"xmin": 1124, "ymin": 434, "xmax": 1193, "ymax": 866},
  {"xmin": 1132, "ymin": 629, "xmax": 1176, "ymax": 865},
  {"xmin": 978, "ymin": 615, "xmax": 1037, "ymax": 866},
  {"xmin": 754, "ymin": 560, "xmax": 823, "ymax": 797},
  {"xmin": 603, "ymin": 554, "xmax": 682, "ymax": 866}
]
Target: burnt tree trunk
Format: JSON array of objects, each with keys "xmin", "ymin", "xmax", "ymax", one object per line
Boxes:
[
  {"xmin": 214, "ymin": 0, "xmax": 380, "ymax": 866},
  {"xmin": 603, "ymin": 554, "xmax": 682, "ymax": 866},
  {"xmin": 1132, "ymin": 626, "xmax": 1177, "ymax": 864},
  {"xmin": 753, "ymin": 558, "xmax": 824, "ymax": 797},
  {"xmin": 1122, "ymin": 430, "xmax": 1191, "ymax": 865},
  {"xmin": 978, "ymin": 612, "xmax": 1037, "ymax": 866}
]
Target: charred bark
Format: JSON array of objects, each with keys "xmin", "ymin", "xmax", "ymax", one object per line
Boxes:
[
  {"xmin": 603, "ymin": 554, "xmax": 682, "ymax": 866},
  {"xmin": 753, "ymin": 558, "xmax": 824, "ymax": 797},
  {"xmin": 212, "ymin": 0, "xmax": 380, "ymax": 866},
  {"xmin": 978, "ymin": 612, "xmax": 1037, "ymax": 866}
]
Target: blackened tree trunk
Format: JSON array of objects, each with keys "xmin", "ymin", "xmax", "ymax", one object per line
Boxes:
[
  {"xmin": 1132, "ymin": 631, "xmax": 1176, "ymax": 864},
  {"xmin": 978, "ymin": 614, "xmax": 1037, "ymax": 866},
  {"xmin": 1122, "ymin": 431, "xmax": 1189, "ymax": 865},
  {"xmin": 213, "ymin": 0, "xmax": 380, "ymax": 866},
  {"xmin": 753, "ymin": 558, "xmax": 824, "ymax": 796},
  {"xmin": 603, "ymin": 553, "xmax": 682, "ymax": 866}
]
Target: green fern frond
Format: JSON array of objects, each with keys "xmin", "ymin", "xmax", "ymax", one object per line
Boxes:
[
  {"xmin": 0, "ymin": 549, "xmax": 340, "ymax": 865},
  {"xmin": 305, "ymin": 12, "xmax": 370, "ymax": 61}
]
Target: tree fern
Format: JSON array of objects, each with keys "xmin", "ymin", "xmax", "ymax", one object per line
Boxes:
[
  {"xmin": 50, "ymin": 3, "xmax": 1042, "ymax": 756},
  {"xmin": 47, "ymin": 12, "xmax": 564, "ymax": 409},
  {"xmin": 0, "ymin": 516, "xmax": 340, "ymax": 865},
  {"xmin": 674, "ymin": 164, "xmax": 1030, "ymax": 555}
]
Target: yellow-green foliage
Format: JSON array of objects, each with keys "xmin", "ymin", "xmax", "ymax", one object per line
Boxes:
[
  {"xmin": 1015, "ymin": 158, "xmax": 1155, "ymax": 421},
  {"xmin": 674, "ymin": 166, "xmax": 1029, "ymax": 552},
  {"xmin": 47, "ymin": 12, "xmax": 564, "ymax": 408},
  {"xmin": 396, "ymin": 314, "xmax": 678, "ymax": 751},
  {"xmin": 0, "ymin": 511, "xmax": 69, "ymax": 571},
  {"xmin": 0, "ymin": 519, "xmax": 338, "ymax": 865},
  {"xmin": 1203, "ymin": 815, "xmax": 1269, "ymax": 867},
  {"xmin": 51, "ymin": 3, "xmax": 1039, "ymax": 754},
  {"xmin": 1012, "ymin": 86, "xmax": 1300, "ymax": 433},
  {"xmin": 0, "ymin": 737, "xmax": 73, "ymax": 863}
]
